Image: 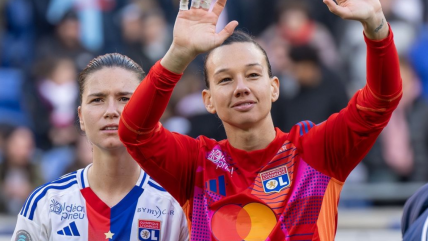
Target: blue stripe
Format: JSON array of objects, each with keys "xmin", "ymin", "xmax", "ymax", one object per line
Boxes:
[
  {"xmin": 218, "ymin": 175, "xmax": 226, "ymax": 196},
  {"xmin": 139, "ymin": 172, "xmax": 147, "ymax": 188},
  {"xmin": 70, "ymin": 221, "xmax": 80, "ymax": 236},
  {"xmin": 308, "ymin": 121, "xmax": 314, "ymax": 128},
  {"xmin": 22, "ymin": 175, "xmax": 76, "ymax": 217},
  {"xmin": 247, "ymin": 187, "xmax": 266, "ymax": 193},
  {"xmin": 29, "ymin": 180, "xmax": 78, "ymax": 220},
  {"xmin": 275, "ymin": 148, "xmax": 293, "ymax": 156},
  {"xmin": 80, "ymin": 168, "xmax": 85, "ymax": 188},
  {"xmin": 268, "ymin": 154, "xmax": 293, "ymax": 165},
  {"xmin": 302, "ymin": 121, "xmax": 309, "ymax": 134},
  {"xmin": 297, "ymin": 122, "xmax": 304, "ymax": 136},
  {"xmin": 111, "ymin": 186, "xmax": 144, "ymax": 241},
  {"xmin": 148, "ymin": 181, "xmax": 166, "ymax": 191},
  {"xmin": 253, "ymin": 183, "xmax": 263, "ymax": 188},
  {"xmin": 209, "ymin": 179, "xmax": 217, "ymax": 193},
  {"xmin": 266, "ymin": 200, "xmax": 287, "ymax": 204},
  {"xmin": 260, "ymin": 193, "xmax": 289, "ymax": 200},
  {"xmin": 286, "ymin": 233, "xmax": 314, "ymax": 237},
  {"xmin": 64, "ymin": 226, "xmax": 72, "ymax": 236}
]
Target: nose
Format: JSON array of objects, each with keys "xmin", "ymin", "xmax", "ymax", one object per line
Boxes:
[
  {"xmin": 233, "ymin": 77, "xmax": 250, "ymax": 98},
  {"xmin": 103, "ymin": 98, "xmax": 120, "ymax": 119}
]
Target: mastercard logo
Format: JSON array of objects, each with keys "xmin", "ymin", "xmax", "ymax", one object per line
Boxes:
[{"xmin": 211, "ymin": 203, "xmax": 277, "ymax": 241}]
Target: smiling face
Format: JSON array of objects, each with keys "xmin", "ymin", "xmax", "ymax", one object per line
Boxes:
[
  {"xmin": 202, "ymin": 42, "xmax": 279, "ymax": 130},
  {"xmin": 78, "ymin": 67, "xmax": 140, "ymax": 150}
]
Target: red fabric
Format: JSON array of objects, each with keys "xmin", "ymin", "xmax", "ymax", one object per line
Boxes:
[{"xmin": 118, "ymin": 26, "xmax": 402, "ymax": 239}]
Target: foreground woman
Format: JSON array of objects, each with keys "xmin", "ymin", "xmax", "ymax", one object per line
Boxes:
[
  {"xmin": 12, "ymin": 53, "xmax": 188, "ymax": 241},
  {"xmin": 119, "ymin": 0, "xmax": 402, "ymax": 240}
]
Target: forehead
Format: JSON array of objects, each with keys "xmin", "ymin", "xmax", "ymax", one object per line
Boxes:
[
  {"xmin": 207, "ymin": 42, "xmax": 266, "ymax": 74},
  {"xmin": 83, "ymin": 67, "xmax": 140, "ymax": 96}
]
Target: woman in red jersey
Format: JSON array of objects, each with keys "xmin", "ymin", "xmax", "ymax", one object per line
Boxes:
[{"xmin": 119, "ymin": 0, "xmax": 402, "ymax": 240}]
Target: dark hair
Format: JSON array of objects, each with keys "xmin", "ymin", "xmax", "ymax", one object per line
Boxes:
[
  {"xmin": 78, "ymin": 53, "xmax": 145, "ymax": 103},
  {"xmin": 203, "ymin": 31, "xmax": 273, "ymax": 88},
  {"xmin": 288, "ymin": 44, "xmax": 320, "ymax": 65}
]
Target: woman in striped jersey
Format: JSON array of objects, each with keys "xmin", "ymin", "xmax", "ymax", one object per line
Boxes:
[{"xmin": 12, "ymin": 53, "xmax": 189, "ymax": 241}]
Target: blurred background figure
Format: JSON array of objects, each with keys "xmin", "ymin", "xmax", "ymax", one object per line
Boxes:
[
  {"xmin": 0, "ymin": 126, "xmax": 43, "ymax": 215},
  {"xmin": 362, "ymin": 58, "xmax": 428, "ymax": 183},
  {"xmin": 272, "ymin": 44, "xmax": 348, "ymax": 131}
]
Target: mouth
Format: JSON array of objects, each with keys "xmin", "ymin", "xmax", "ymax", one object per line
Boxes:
[
  {"xmin": 232, "ymin": 101, "xmax": 256, "ymax": 108},
  {"xmin": 101, "ymin": 125, "xmax": 119, "ymax": 131}
]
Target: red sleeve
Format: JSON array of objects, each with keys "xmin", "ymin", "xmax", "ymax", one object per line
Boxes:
[
  {"xmin": 119, "ymin": 61, "xmax": 199, "ymax": 205},
  {"xmin": 294, "ymin": 25, "xmax": 402, "ymax": 182}
]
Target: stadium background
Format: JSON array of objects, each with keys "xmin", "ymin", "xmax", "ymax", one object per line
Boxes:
[{"xmin": 0, "ymin": 0, "xmax": 428, "ymax": 240}]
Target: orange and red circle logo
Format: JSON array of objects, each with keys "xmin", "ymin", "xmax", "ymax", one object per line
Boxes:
[{"xmin": 211, "ymin": 203, "xmax": 277, "ymax": 241}]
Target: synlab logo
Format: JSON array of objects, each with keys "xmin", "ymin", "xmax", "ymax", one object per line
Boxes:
[
  {"xmin": 138, "ymin": 220, "xmax": 161, "ymax": 240},
  {"xmin": 57, "ymin": 221, "xmax": 80, "ymax": 236}
]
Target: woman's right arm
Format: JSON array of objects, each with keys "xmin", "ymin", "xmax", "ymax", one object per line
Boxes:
[{"xmin": 119, "ymin": 0, "xmax": 238, "ymax": 204}]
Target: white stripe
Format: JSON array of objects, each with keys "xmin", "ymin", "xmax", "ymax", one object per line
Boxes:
[{"xmin": 422, "ymin": 216, "xmax": 428, "ymax": 241}]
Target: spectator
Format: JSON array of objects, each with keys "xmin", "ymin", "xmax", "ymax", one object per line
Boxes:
[
  {"xmin": 0, "ymin": 126, "xmax": 43, "ymax": 215},
  {"xmin": 363, "ymin": 58, "xmax": 428, "ymax": 182},
  {"xmin": 259, "ymin": 1, "xmax": 339, "ymax": 69},
  {"xmin": 35, "ymin": 10, "xmax": 94, "ymax": 71},
  {"xmin": 272, "ymin": 44, "xmax": 348, "ymax": 131}
]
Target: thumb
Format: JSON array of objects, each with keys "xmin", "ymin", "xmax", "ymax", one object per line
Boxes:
[
  {"xmin": 217, "ymin": 20, "xmax": 239, "ymax": 44},
  {"xmin": 323, "ymin": 0, "xmax": 350, "ymax": 19}
]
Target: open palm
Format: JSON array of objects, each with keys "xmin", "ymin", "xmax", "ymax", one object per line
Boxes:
[
  {"xmin": 172, "ymin": 0, "xmax": 238, "ymax": 57},
  {"xmin": 323, "ymin": 0, "xmax": 382, "ymax": 21}
]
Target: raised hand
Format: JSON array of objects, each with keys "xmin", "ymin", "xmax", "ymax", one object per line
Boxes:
[
  {"xmin": 161, "ymin": 0, "xmax": 238, "ymax": 74},
  {"xmin": 323, "ymin": 0, "xmax": 388, "ymax": 40}
]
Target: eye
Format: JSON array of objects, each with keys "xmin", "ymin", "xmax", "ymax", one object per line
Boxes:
[
  {"xmin": 219, "ymin": 77, "xmax": 232, "ymax": 84},
  {"xmin": 248, "ymin": 73, "xmax": 260, "ymax": 78},
  {"xmin": 119, "ymin": 97, "xmax": 130, "ymax": 102},
  {"xmin": 90, "ymin": 98, "xmax": 103, "ymax": 103}
]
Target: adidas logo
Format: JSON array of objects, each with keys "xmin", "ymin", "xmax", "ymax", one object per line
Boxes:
[{"xmin": 57, "ymin": 221, "xmax": 80, "ymax": 236}]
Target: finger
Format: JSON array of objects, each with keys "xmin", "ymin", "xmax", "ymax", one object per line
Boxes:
[
  {"xmin": 180, "ymin": 0, "xmax": 189, "ymax": 10},
  {"xmin": 217, "ymin": 20, "xmax": 238, "ymax": 43},
  {"xmin": 201, "ymin": 0, "xmax": 212, "ymax": 10},
  {"xmin": 191, "ymin": 0, "xmax": 201, "ymax": 9},
  {"xmin": 212, "ymin": 0, "xmax": 227, "ymax": 16},
  {"xmin": 323, "ymin": 0, "xmax": 351, "ymax": 18}
]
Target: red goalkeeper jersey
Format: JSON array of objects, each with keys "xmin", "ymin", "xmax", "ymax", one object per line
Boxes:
[{"xmin": 119, "ymin": 27, "xmax": 402, "ymax": 241}]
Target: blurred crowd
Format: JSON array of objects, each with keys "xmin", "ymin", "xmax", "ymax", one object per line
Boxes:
[{"xmin": 0, "ymin": 0, "xmax": 427, "ymax": 215}]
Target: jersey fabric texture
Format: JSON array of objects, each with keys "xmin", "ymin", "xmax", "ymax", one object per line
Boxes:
[
  {"xmin": 119, "ymin": 27, "xmax": 402, "ymax": 241},
  {"xmin": 11, "ymin": 164, "xmax": 189, "ymax": 241}
]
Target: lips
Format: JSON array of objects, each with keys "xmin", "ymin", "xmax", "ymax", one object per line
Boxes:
[
  {"xmin": 101, "ymin": 124, "xmax": 118, "ymax": 131},
  {"xmin": 231, "ymin": 101, "xmax": 256, "ymax": 108}
]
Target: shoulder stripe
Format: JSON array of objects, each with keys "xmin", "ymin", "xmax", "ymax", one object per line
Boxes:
[
  {"xmin": 296, "ymin": 120, "xmax": 315, "ymax": 136},
  {"xmin": 28, "ymin": 180, "xmax": 78, "ymax": 220},
  {"xmin": 80, "ymin": 168, "xmax": 86, "ymax": 188},
  {"xmin": 21, "ymin": 175, "xmax": 77, "ymax": 217},
  {"xmin": 139, "ymin": 172, "xmax": 147, "ymax": 188},
  {"xmin": 148, "ymin": 181, "xmax": 166, "ymax": 192}
]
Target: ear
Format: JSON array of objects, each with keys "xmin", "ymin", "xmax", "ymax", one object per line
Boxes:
[
  {"xmin": 78, "ymin": 106, "xmax": 85, "ymax": 132},
  {"xmin": 270, "ymin": 76, "xmax": 280, "ymax": 102},
  {"xmin": 202, "ymin": 89, "xmax": 216, "ymax": 114}
]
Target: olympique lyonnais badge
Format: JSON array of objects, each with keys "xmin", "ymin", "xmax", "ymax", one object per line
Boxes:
[
  {"xmin": 260, "ymin": 165, "xmax": 290, "ymax": 193},
  {"xmin": 138, "ymin": 220, "xmax": 161, "ymax": 241}
]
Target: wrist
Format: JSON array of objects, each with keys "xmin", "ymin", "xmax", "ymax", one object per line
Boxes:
[
  {"xmin": 362, "ymin": 12, "xmax": 389, "ymax": 40},
  {"xmin": 161, "ymin": 44, "xmax": 197, "ymax": 74}
]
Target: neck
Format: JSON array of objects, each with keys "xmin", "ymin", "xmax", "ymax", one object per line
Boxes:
[
  {"xmin": 88, "ymin": 146, "xmax": 140, "ymax": 198},
  {"xmin": 224, "ymin": 114, "xmax": 276, "ymax": 151}
]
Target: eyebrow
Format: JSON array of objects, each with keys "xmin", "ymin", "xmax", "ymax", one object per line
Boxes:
[
  {"xmin": 213, "ymin": 63, "xmax": 263, "ymax": 76},
  {"xmin": 87, "ymin": 91, "xmax": 134, "ymax": 98}
]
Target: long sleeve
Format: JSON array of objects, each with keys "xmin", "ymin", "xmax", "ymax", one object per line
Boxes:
[
  {"xmin": 120, "ymin": 60, "xmax": 182, "ymax": 140},
  {"xmin": 294, "ymin": 25, "xmax": 402, "ymax": 182},
  {"xmin": 119, "ymin": 61, "xmax": 200, "ymax": 205}
]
